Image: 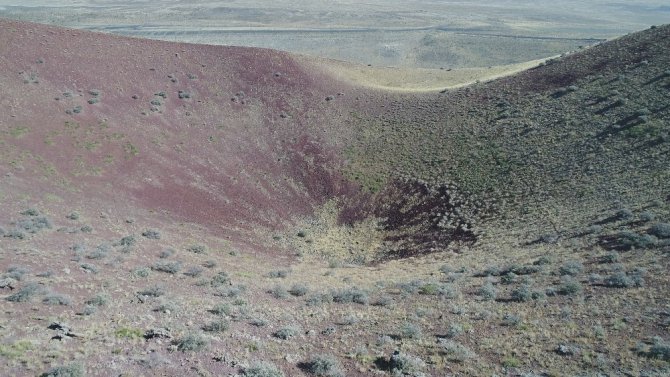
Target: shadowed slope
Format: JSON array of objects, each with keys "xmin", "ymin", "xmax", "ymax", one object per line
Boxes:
[{"xmin": 342, "ymin": 24, "xmax": 670, "ymax": 241}]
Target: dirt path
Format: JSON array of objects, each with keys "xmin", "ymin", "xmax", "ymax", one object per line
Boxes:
[{"xmin": 303, "ymin": 55, "xmax": 559, "ymax": 92}]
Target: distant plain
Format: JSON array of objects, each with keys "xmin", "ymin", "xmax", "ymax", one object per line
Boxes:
[{"xmin": 2, "ymin": 0, "xmax": 669, "ymax": 69}]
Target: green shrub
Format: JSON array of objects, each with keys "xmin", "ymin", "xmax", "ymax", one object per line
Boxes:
[
  {"xmin": 154, "ymin": 300, "xmax": 178, "ymax": 314},
  {"xmin": 210, "ymin": 303, "xmax": 231, "ymax": 316},
  {"xmin": 584, "ymin": 225, "xmax": 603, "ymax": 235},
  {"xmin": 270, "ymin": 284, "xmax": 288, "ymax": 299},
  {"xmin": 152, "ymin": 261, "xmax": 181, "ymax": 274},
  {"xmin": 250, "ymin": 318, "xmax": 267, "ymax": 327},
  {"xmin": 558, "ymin": 276, "xmax": 583, "ymax": 295},
  {"xmin": 332, "ymin": 288, "xmax": 368, "ymax": 305},
  {"xmin": 446, "ymin": 323, "xmax": 464, "ymax": 338},
  {"xmin": 511, "ymin": 284, "xmax": 532, "ymax": 302},
  {"xmin": 306, "ymin": 293, "xmax": 333, "ymax": 306},
  {"xmin": 419, "ymin": 283, "xmax": 440, "ymax": 295},
  {"xmin": 603, "ymin": 251, "xmax": 620, "ymax": 263},
  {"xmin": 502, "ymin": 313, "xmax": 521, "ymax": 327},
  {"xmin": 243, "ymin": 362, "xmax": 285, "ymax": 377},
  {"xmin": 174, "ymin": 333, "xmax": 207, "ymax": 352},
  {"xmin": 589, "ymin": 273, "xmax": 602, "ymax": 284},
  {"xmin": 639, "ymin": 212, "xmax": 655, "ymax": 222},
  {"xmin": 202, "ymin": 319, "xmax": 229, "ymax": 333},
  {"xmin": 604, "ymin": 272, "xmax": 644, "ymax": 288},
  {"xmin": 6, "ymin": 283, "xmax": 41, "ymax": 302},
  {"xmin": 339, "ymin": 314, "xmax": 359, "ymax": 325},
  {"xmin": 81, "ymin": 305, "xmax": 96, "ymax": 316},
  {"xmin": 475, "ymin": 266, "xmax": 501, "ymax": 277},
  {"xmin": 289, "ymin": 283, "xmax": 308, "ymax": 296},
  {"xmin": 6, "ymin": 266, "xmax": 28, "ymax": 281},
  {"xmin": 439, "ymin": 283, "xmax": 459, "ymax": 299},
  {"xmin": 85, "ymin": 293, "xmax": 109, "ymax": 307},
  {"xmin": 184, "ymin": 266, "xmax": 204, "ymax": 277},
  {"xmin": 115, "ymin": 327, "xmax": 143, "ymax": 339},
  {"xmin": 21, "ymin": 208, "xmax": 40, "ymax": 216},
  {"xmin": 274, "ymin": 326, "xmax": 300, "ymax": 340},
  {"xmin": 390, "ymin": 352, "xmax": 425, "ymax": 377},
  {"xmin": 133, "ymin": 267, "xmax": 150, "ymax": 277},
  {"xmin": 15, "ymin": 216, "xmax": 52, "ymax": 234},
  {"xmin": 187, "ymin": 245, "xmax": 206, "ymax": 254},
  {"xmin": 117, "ymin": 235, "xmax": 136, "ymax": 247},
  {"xmin": 439, "ymin": 339, "xmax": 475, "ymax": 362},
  {"xmin": 215, "ymin": 285, "xmax": 246, "ymax": 298},
  {"xmin": 559, "ymin": 261, "xmax": 583, "ymax": 276},
  {"xmin": 211, "ymin": 271, "xmax": 230, "ymax": 287},
  {"xmin": 39, "ymin": 363, "xmax": 84, "ymax": 377},
  {"xmin": 650, "ymin": 223, "xmax": 670, "ymax": 238},
  {"xmin": 306, "ymin": 354, "xmax": 343, "ymax": 377},
  {"xmin": 500, "ymin": 272, "xmax": 517, "ymax": 284},
  {"xmin": 158, "ymin": 249, "xmax": 174, "ymax": 258},
  {"xmin": 138, "ymin": 286, "xmax": 165, "ymax": 297},
  {"xmin": 511, "ymin": 264, "xmax": 541, "ymax": 275},
  {"xmin": 502, "ymin": 356, "xmax": 521, "ymax": 368},
  {"xmin": 399, "ymin": 322, "xmax": 422, "ymax": 339},
  {"xmin": 478, "ymin": 281, "xmax": 496, "ymax": 301},
  {"xmin": 617, "ymin": 231, "xmax": 657, "ymax": 249},
  {"xmin": 649, "ymin": 338, "xmax": 670, "ymax": 361}
]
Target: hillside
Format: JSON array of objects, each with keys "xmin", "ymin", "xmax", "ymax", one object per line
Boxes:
[{"xmin": 0, "ymin": 19, "xmax": 669, "ymax": 376}]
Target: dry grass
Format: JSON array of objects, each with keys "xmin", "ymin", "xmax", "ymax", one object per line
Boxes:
[{"xmin": 303, "ymin": 55, "xmax": 555, "ymax": 92}]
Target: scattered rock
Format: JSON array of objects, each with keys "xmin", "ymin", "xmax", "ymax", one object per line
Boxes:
[
  {"xmin": 556, "ymin": 344, "xmax": 579, "ymax": 356},
  {"xmin": 144, "ymin": 328, "xmax": 171, "ymax": 339},
  {"xmin": 0, "ymin": 278, "xmax": 17, "ymax": 290},
  {"xmin": 48, "ymin": 322, "xmax": 78, "ymax": 340}
]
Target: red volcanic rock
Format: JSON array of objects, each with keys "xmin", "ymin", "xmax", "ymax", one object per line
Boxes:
[{"xmin": 0, "ymin": 18, "xmax": 362, "ymax": 248}]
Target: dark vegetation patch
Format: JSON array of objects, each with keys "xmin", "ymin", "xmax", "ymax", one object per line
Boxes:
[{"xmin": 338, "ymin": 179, "xmax": 492, "ymax": 261}]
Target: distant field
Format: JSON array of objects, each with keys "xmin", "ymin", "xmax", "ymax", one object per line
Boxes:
[{"xmin": 1, "ymin": 0, "xmax": 668, "ymax": 68}]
